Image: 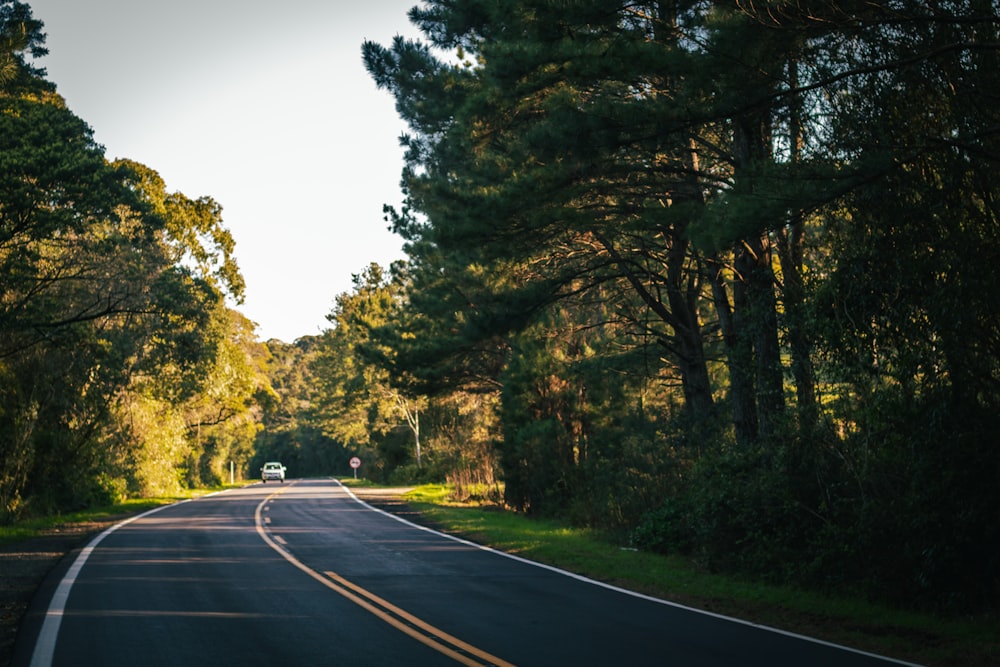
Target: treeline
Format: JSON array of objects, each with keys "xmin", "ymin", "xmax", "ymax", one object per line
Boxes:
[
  {"xmin": 0, "ymin": 2, "xmax": 299, "ymax": 515},
  {"xmin": 302, "ymin": 1, "xmax": 1000, "ymax": 612},
  {"xmin": 0, "ymin": 0, "xmax": 406, "ymax": 520}
]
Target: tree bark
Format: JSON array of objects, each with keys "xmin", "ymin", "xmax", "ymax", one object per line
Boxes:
[
  {"xmin": 709, "ymin": 254, "xmax": 758, "ymax": 447},
  {"xmin": 777, "ymin": 215, "xmax": 817, "ymax": 430},
  {"xmin": 729, "ymin": 112, "xmax": 786, "ymax": 444}
]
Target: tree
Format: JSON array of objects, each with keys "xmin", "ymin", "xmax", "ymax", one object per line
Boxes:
[
  {"xmin": 310, "ymin": 263, "xmax": 430, "ymax": 478},
  {"xmin": 0, "ymin": 89, "xmax": 180, "ymax": 511},
  {"xmin": 0, "ymin": 6, "xmax": 253, "ymax": 511},
  {"xmin": 117, "ymin": 159, "xmax": 244, "ymax": 303},
  {"xmin": 0, "ymin": 0, "xmax": 49, "ymax": 95},
  {"xmin": 359, "ymin": 0, "xmax": 1000, "ymax": 608},
  {"xmin": 253, "ymin": 336, "xmax": 346, "ymax": 479},
  {"xmin": 365, "ymin": 1, "xmax": 721, "ymax": 425}
]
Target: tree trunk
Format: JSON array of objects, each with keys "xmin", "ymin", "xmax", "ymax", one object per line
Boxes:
[
  {"xmin": 594, "ymin": 230, "xmax": 715, "ymax": 423},
  {"xmin": 667, "ymin": 235, "xmax": 716, "ymax": 422},
  {"xmin": 668, "ymin": 137, "xmax": 716, "ymax": 424},
  {"xmin": 779, "ymin": 57, "xmax": 818, "ymax": 431},
  {"xmin": 741, "ymin": 234, "xmax": 785, "ymax": 442},
  {"xmin": 709, "ymin": 254, "xmax": 758, "ymax": 447},
  {"xmin": 729, "ymin": 112, "xmax": 786, "ymax": 444},
  {"xmin": 777, "ymin": 215, "xmax": 817, "ymax": 430}
]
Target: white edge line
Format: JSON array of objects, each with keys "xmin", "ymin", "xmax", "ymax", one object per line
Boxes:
[
  {"xmin": 27, "ymin": 496, "xmax": 208, "ymax": 667},
  {"xmin": 335, "ymin": 480, "xmax": 923, "ymax": 667}
]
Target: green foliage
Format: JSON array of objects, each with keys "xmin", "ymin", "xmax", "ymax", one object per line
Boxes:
[
  {"xmin": 0, "ymin": 1, "xmax": 49, "ymax": 95},
  {"xmin": 496, "ymin": 300, "xmax": 695, "ymax": 523},
  {"xmin": 632, "ymin": 497, "xmax": 694, "ymax": 556},
  {"xmin": 576, "ymin": 419, "xmax": 700, "ymax": 536},
  {"xmin": 831, "ymin": 394, "xmax": 1000, "ymax": 611},
  {"xmin": 115, "ymin": 159, "xmax": 245, "ymax": 303},
  {"xmin": 632, "ymin": 402, "xmax": 1000, "ymax": 611},
  {"xmin": 352, "ymin": 0, "xmax": 1000, "ymax": 614},
  {"xmin": 254, "ymin": 337, "xmax": 350, "ymax": 478},
  {"xmin": 310, "ymin": 264, "xmax": 399, "ymax": 446},
  {"xmin": 0, "ymin": 7, "xmax": 262, "ymax": 520}
]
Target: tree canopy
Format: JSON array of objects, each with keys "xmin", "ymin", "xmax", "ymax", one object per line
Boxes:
[
  {"xmin": 354, "ymin": 0, "xmax": 1000, "ymax": 610},
  {"xmin": 0, "ymin": 1, "xmax": 272, "ymax": 515}
]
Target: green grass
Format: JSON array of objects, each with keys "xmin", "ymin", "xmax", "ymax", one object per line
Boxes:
[
  {"xmin": 0, "ymin": 485, "xmax": 235, "ymax": 544},
  {"xmin": 399, "ymin": 484, "xmax": 999, "ymax": 667},
  {"xmin": 338, "ymin": 477, "xmax": 383, "ymax": 489}
]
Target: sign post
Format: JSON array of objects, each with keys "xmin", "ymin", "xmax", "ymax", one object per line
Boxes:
[{"xmin": 349, "ymin": 456, "xmax": 361, "ymax": 479}]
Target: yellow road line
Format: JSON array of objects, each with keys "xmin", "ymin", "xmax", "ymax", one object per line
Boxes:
[
  {"xmin": 324, "ymin": 570, "xmax": 516, "ymax": 667},
  {"xmin": 255, "ymin": 487, "xmax": 515, "ymax": 667}
]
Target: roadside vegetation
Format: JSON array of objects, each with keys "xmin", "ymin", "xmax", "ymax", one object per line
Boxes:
[{"xmin": 0, "ymin": 487, "xmax": 233, "ymax": 544}]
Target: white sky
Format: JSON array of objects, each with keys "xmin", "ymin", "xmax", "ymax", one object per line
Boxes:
[{"xmin": 26, "ymin": 0, "xmax": 423, "ymax": 342}]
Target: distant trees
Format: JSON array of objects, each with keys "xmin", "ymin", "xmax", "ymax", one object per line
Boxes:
[
  {"xmin": 308, "ymin": 263, "xmax": 410, "ymax": 478},
  {"xmin": 251, "ymin": 335, "xmax": 347, "ymax": 481},
  {"xmin": 306, "ymin": 263, "xmax": 495, "ymax": 488},
  {"xmin": 349, "ymin": 0, "xmax": 1000, "ymax": 610}
]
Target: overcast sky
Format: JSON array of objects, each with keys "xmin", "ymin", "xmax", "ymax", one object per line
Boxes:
[{"xmin": 26, "ymin": 0, "xmax": 423, "ymax": 342}]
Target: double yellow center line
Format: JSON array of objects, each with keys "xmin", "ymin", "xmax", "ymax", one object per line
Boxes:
[{"xmin": 255, "ymin": 486, "xmax": 516, "ymax": 667}]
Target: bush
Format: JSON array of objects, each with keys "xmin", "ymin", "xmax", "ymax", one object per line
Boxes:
[
  {"xmin": 632, "ymin": 497, "xmax": 694, "ymax": 554},
  {"xmin": 92, "ymin": 473, "xmax": 128, "ymax": 506},
  {"xmin": 387, "ymin": 462, "xmax": 440, "ymax": 486},
  {"xmin": 838, "ymin": 397, "xmax": 1000, "ymax": 611},
  {"xmin": 636, "ymin": 396, "xmax": 1000, "ymax": 612}
]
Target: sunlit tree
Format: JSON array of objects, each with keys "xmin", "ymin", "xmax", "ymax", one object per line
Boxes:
[{"xmin": 0, "ymin": 2, "xmax": 253, "ymax": 511}]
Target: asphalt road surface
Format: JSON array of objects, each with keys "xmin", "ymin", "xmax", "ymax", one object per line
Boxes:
[{"xmin": 14, "ymin": 480, "xmax": 918, "ymax": 666}]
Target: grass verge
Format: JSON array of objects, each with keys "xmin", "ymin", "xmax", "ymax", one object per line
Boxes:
[
  {"xmin": 394, "ymin": 483, "xmax": 998, "ymax": 667},
  {"xmin": 0, "ymin": 486, "xmax": 235, "ymax": 544}
]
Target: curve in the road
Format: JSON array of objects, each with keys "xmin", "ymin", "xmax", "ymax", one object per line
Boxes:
[
  {"xmin": 336, "ymin": 482, "xmax": 922, "ymax": 667},
  {"xmin": 254, "ymin": 483, "xmax": 515, "ymax": 667},
  {"xmin": 26, "ymin": 480, "xmax": 922, "ymax": 667}
]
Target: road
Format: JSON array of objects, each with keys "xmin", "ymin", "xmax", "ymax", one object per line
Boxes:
[{"xmin": 14, "ymin": 480, "xmax": 917, "ymax": 666}]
